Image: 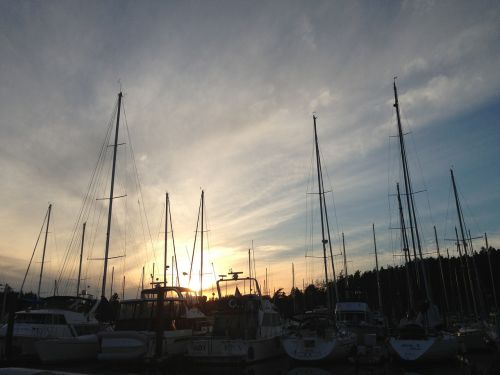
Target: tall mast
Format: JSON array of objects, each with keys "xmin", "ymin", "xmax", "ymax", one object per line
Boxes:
[
  {"xmin": 122, "ymin": 275, "xmax": 125, "ymax": 300},
  {"xmin": 342, "ymin": 232, "xmax": 348, "ymax": 288},
  {"xmin": 141, "ymin": 266, "xmax": 144, "ymax": 290},
  {"xmin": 37, "ymin": 203, "xmax": 52, "ymax": 298},
  {"xmin": 468, "ymin": 229, "xmax": 485, "ymax": 316},
  {"xmin": 101, "ymin": 92, "xmax": 122, "ymax": 298},
  {"xmin": 248, "ymin": 248, "xmax": 252, "ymax": 279},
  {"xmin": 164, "ymin": 192, "xmax": 169, "ymax": 285},
  {"xmin": 200, "ymin": 190, "xmax": 204, "ymax": 297},
  {"xmin": 110, "ymin": 266, "xmax": 114, "ymax": 297},
  {"xmin": 450, "ymin": 169, "xmax": 478, "ymax": 318},
  {"xmin": 76, "ymin": 222, "xmax": 86, "ymax": 296},
  {"xmin": 434, "ymin": 226, "xmax": 449, "ymax": 312},
  {"xmin": 485, "ymin": 233, "xmax": 498, "ymax": 311},
  {"xmin": 455, "ymin": 226, "xmax": 472, "ymax": 314},
  {"xmin": 372, "ymin": 224, "xmax": 383, "ymax": 312},
  {"xmin": 396, "ymin": 183, "xmax": 414, "ymax": 311},
  {"xmin": 313, "ymin": 115, "xmax": 331, "ymax": 311},
  {"xmin": 393, "ymin": 80, "xmax": 431, "ymax": 302}
]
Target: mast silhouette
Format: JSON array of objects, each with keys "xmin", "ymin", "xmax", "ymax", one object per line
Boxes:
[
  {"xmin": 342, "ymin": 233, "xmax": 348, "ymax": 288},
  {"xmin": 101, "ymin": 92, "xmax": 122, "ymax": 298},
  {"xmin": 396, "ymin": 183, "xmax": 414, "ymax": 311},
  {"xmin": 200, "ymin": 190, "xmax": 205, "ymax": 297},
  {"xmin": 76, "ymin": 222, "xmax": 86, "ymax": 296},
  {"xmin": 372, "ymin": 224, "xmax": 383, "ymax": 312},
  {"xmin": 313, "ymin": 115, "xmax": 336, "ymax": 310},
  {"xmin": 485, "ymin": 233, "xmax": 498, "ymax": 311},
  {"xmin": 434, "ymin": 226, "xmax": 450, "ymax": 312},
  {"xmin": 164, "ymin": 192, "xmax": 168, "ymax": 285},
  {"xmin": 450, "ymin": 168, "xmax": 478, "ymax": 318},
  {"xmin": 37, "ymin": 203, "xmax": 52, "ymax": 297},
  {"xmin": 393, "ymin": 80, "xmax": 432, "ymax": 303}
]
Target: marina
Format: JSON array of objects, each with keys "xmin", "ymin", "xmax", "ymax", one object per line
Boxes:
[{"xmin": 1, "ymin": 1, "xmax": 499, "ymax": 374}]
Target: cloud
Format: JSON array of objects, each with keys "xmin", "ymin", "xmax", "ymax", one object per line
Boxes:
[{"xmin": 0, "ymin": 0, "xmax": 499, "ymax": 296}]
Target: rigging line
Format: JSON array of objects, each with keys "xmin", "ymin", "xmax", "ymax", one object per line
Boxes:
[
  {"xmin": 123, "ymin": 105, "xmax": 157, "ymax": 264},
  {"xmin": 57, "ymin": 105, "xmax": 117, "ymax": 285},
  {"xmin": 458, "ymin": 183, "xmax": 482, "ymax": 235},
  {"xmin": 20, "ymin": 207, "xmax": 49, "ymax": 293},
  {"xmin": 387, "ymin": 136, "xmax": 396, "ymax": 267}
]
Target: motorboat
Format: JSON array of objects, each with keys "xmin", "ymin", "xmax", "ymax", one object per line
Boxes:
[
  {"xmin": 0, "ymin": 296, "xmax": 100, "ymax": 359},
  {"xmin": 187, "ymin": 274, "xmax": 283, "ymax": 364},
  {"xmin": 98, "ymin": 286, "xmax": 207, "ymax": 361}
]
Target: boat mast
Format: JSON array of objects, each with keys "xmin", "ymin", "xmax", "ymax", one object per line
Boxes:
[
  {"xmin": 434, "ymin": 226, "xmax": 450, "ymax": 312},
  {"xmin": 164, "ymin": 192, "xmax": 168, "ymax": 285},
  {"xmin": 396, "ymin": 183, "xmax": 414, "ymax": 311},
  {"xmin": 372, "ymin": 224, "xmax": 383, "ymax": 312},
  {"xmin": 393, "ymin": 80, "xmax": 432, "ymax": 302},
  {"xmin": 167, "ymin": 196, "xmax": 180, "ymax": 286},
  {"xmin": 141, "ymin": 265, "xmax": 144, "ymax": 290},
  {"xmin": 450, "ymin": 168, "xmax": 478, "ymax": 318},
  {"xmin": 109, "ymin": 266, "xmax": 115, "ymax": 296},
  {"xmin": 455, "ymin": 226, "xmax": 472, "ymax": 314},
  {"xmin": 101, "ymin": 92, "xmax": 122, "ymax": 298},
  {"xmin": 468, "ymin": 229, "xmax": 486, "ymax": 316},
  {"xmin": 76, "ymin": 222, "xmax": 86, "ymax": 296},
  {"xmin": 485, "ymin": 233, "xmax": 498, "ymax": 311},
  {"xmin": 313, "ymin": 115, "xmax": 331, "ymax": 311},
  {"xmin": 200, "ymin": 190, "xmax": 204, "ymax": 297},
  {"xmin": 188, "ymin": 196, "xmax": 202, "ymax": 287},
  {"xmin": 342, "ymin": 233, "xmax": 348, "ymax": 288},
  {"xmin": 37, "ymin": 203, "xmax": 52, "ymax": 298}
]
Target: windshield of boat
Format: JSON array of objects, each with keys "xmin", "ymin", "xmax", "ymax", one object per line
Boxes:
[
  {"xmin": 41, "ymin": 296, "xmax": 96, "ymax": 314},
  {"xmin": 15, "ymin": 312, "xmax": 67, "ymax": 325},
  {"xmin": 336, "ymin": 311, "xmax": 367, "ymax": 324},
  {"xmin": 115, "ymin": 299, "xmax": 186, "ymax": 331},
  {"xmin": 212, "ymin": 311, "xmax": 258, "ymax": 339},
  {"xmin": 216, "ymin": 277, "xmax": 261, "ymax": 298}
]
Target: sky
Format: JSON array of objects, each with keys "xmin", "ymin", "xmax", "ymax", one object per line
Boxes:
[{"xmin": 0, "ymin": 0, "xmax": 499, "ymax": 299}]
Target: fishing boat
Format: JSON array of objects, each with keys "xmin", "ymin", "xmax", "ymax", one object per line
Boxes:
[
  {"xmin": 98, "ymin": 285, "xmax": 207, "ymax": 361},
  {"xmin": 387, "ymin": 80, "xmax": 459, "ymax": 362},
  {"xmin": 187, "ymin": 273, "xmax": 283, "ymax": 364},
  {"xmin": 282, "ymin": 115, "xmax": 356, "ymax": 362}
]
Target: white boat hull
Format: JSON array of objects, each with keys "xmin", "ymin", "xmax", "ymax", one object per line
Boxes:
[
  {"xmin": 98, "ymin": 329, "xmax": 192, "ymax": 361},
  {"xmin": 188, "ymin": 336, "xmax": 283, "ymax": 364},
  {"xmin": 34, "ymin": 334, "xmax": 99, "ymax": 363},
  {"xmin": 389, "ymin": 333, "xmax": 460, "ymax": 362},
  {"xmin": 282, "ymin": 333, "xmax": 356, "ymax": 361}
]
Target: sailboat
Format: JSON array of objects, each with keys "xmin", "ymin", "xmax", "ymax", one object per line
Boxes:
[
  {"xmin": 30, "ymin": 92, "xmax": 130, "ymax": 362},
  {"xmin": 0, "ymin": 205, "xmax": 102, "ymax": 361},
  {"xmin": 98, "ymin": 192, "xmax": 208, "ymax": 362},
  {"xmin": 281, "ymin": 115, "xmax": 356, "ymax": 362},
  {"xmin": 448, "ymin": 169, "xmax": 494, "ymax": 351},
  {"xmin": 387, "ymin": 80, "xmax": 460, "ymax": 362}
]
